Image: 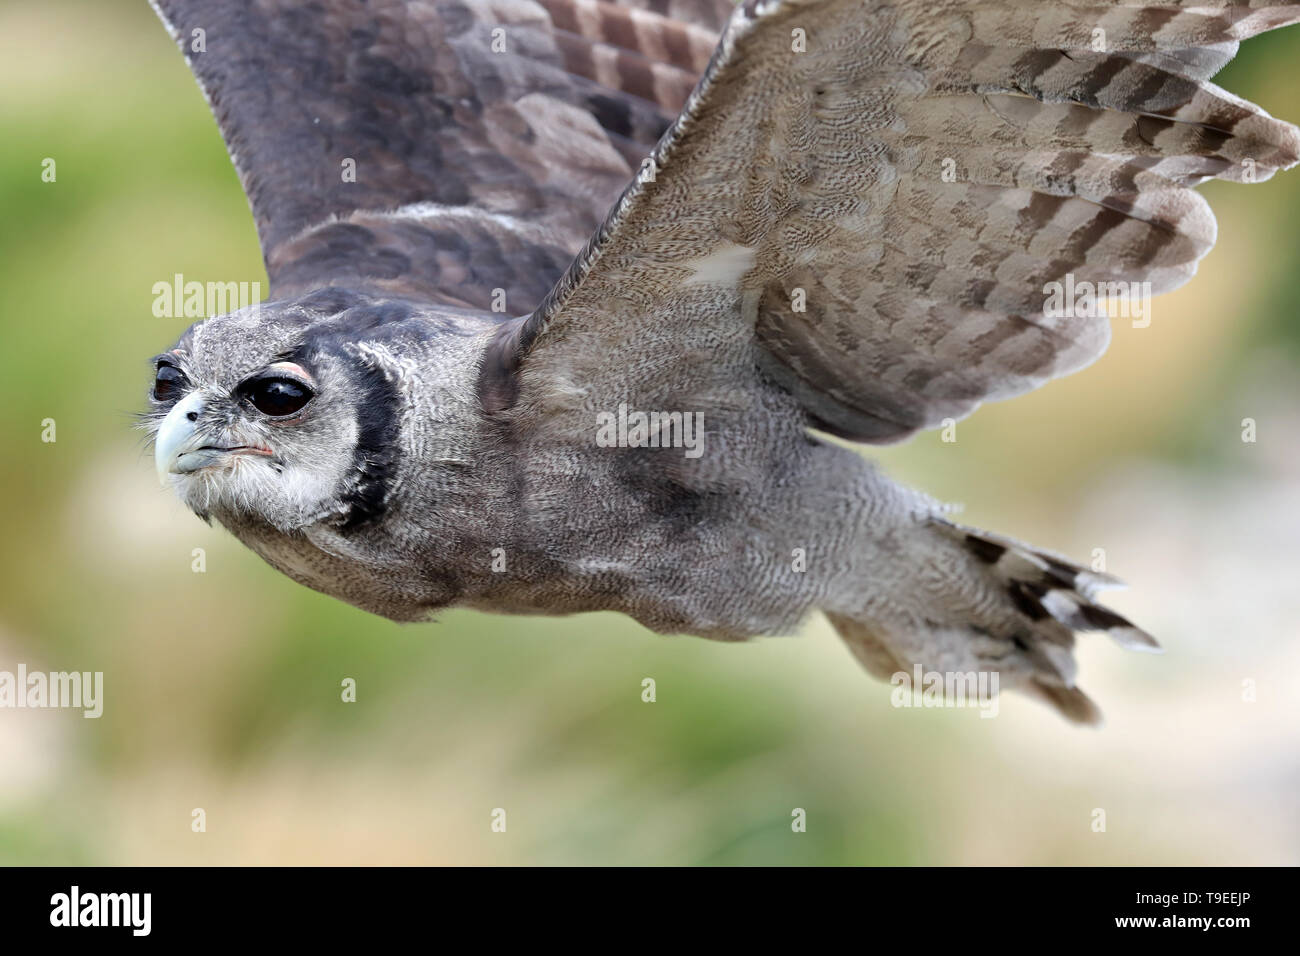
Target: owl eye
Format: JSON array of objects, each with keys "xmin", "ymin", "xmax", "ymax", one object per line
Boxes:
[
  {"xmin": 153, "ymin": 364, "xmax": 188, "ymax": 402},
  {"xmin": 247, "ymin": 377, "xmax": 313, "ymax": 417}
]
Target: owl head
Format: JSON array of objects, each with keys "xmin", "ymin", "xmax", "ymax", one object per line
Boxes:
[{"xmin": 143, "ymin": 291, "xmax": 413, "ymax": 533}]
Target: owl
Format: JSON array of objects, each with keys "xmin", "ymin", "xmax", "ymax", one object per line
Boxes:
[{"xmin": 145, "ymin": 0, "xmax": 1300, "ymax": 723}]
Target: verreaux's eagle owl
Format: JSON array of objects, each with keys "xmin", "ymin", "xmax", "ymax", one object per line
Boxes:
[{"xmin": 144, "ymin": 0, "xmax": 1300, "ymax": 722}]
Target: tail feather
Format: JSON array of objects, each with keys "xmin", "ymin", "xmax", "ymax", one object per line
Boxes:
[
  {"xmin": 933, "ymin": 520, "xmax": 1162, "ymax": 654},
  {"xmin": 1025, "ymin": 682, "xmax": 1105, "ymax": 728},
  {"xmin": 828, "ymin": 518, "xmax": 1159, "ymax": 726}
]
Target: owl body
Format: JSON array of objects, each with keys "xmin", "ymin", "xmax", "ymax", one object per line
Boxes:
[
  {"xmin": 174, "ymin": 286, "xmax": 1088, "ymax": 725},
  {"xmin": 183, "ymin": 292, "xmax": 879, "ymax": 639}
]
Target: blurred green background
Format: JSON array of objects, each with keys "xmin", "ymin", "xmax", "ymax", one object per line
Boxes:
[{"xmin": 1, "ymin": 0, "xmax": 1298, "ymax": 865}]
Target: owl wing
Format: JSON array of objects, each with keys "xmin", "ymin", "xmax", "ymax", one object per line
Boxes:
[
  {"xmin": 150, "ymin": 0, "xmax": 734, "ymax": 311},
  {"xmin": 492, "ymin": 0, "xmax": 1300, "ymax": 442}
]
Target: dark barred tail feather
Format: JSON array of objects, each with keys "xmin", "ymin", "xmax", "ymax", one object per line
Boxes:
[
  {"xmin": 939, "ymin": 520, "xmax": 1162, "ymax": 655},
  {"xmin": 829, "ymin": 517, "xmax": 1161, "ymax": 726},
  {"xmin": 954, "ymin": 519, "xmax": 1160, "ymax": 725}
]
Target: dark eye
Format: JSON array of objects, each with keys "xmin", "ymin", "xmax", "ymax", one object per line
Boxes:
[
  {"xmin": 153, "ymin": 364, "xmax": 187, "ymax": 402},
  {"xmin": 247, "ymin": 377, "xmax": 313, "ymax": 417}
]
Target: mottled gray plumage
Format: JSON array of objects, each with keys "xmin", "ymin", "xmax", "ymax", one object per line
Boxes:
[{"xmin": 144, "ymin": 0, "xmax": 1300, "ymax": 723}]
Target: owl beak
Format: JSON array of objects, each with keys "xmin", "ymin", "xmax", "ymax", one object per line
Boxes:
[
  {"xmin": 155, "ymin": 392, "xmax": 273, "ymax": 483},
  {"xmin": 155, "ymin": 392, "xmax": 208, "ymax": 483}
]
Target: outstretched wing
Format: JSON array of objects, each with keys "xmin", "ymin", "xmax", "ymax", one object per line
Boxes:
[
  {"xmin": 493, "ymin": 0, "xmax": 1300, "ymax": 441},
  {"xmin": 151, "ymin": 0, "xmax": 734, "ymax": 310}
]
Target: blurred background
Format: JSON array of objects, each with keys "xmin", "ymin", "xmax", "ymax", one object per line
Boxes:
[{"xmin": 1, "ymin": 0, "xmax": 1297, "ymax": 865}]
